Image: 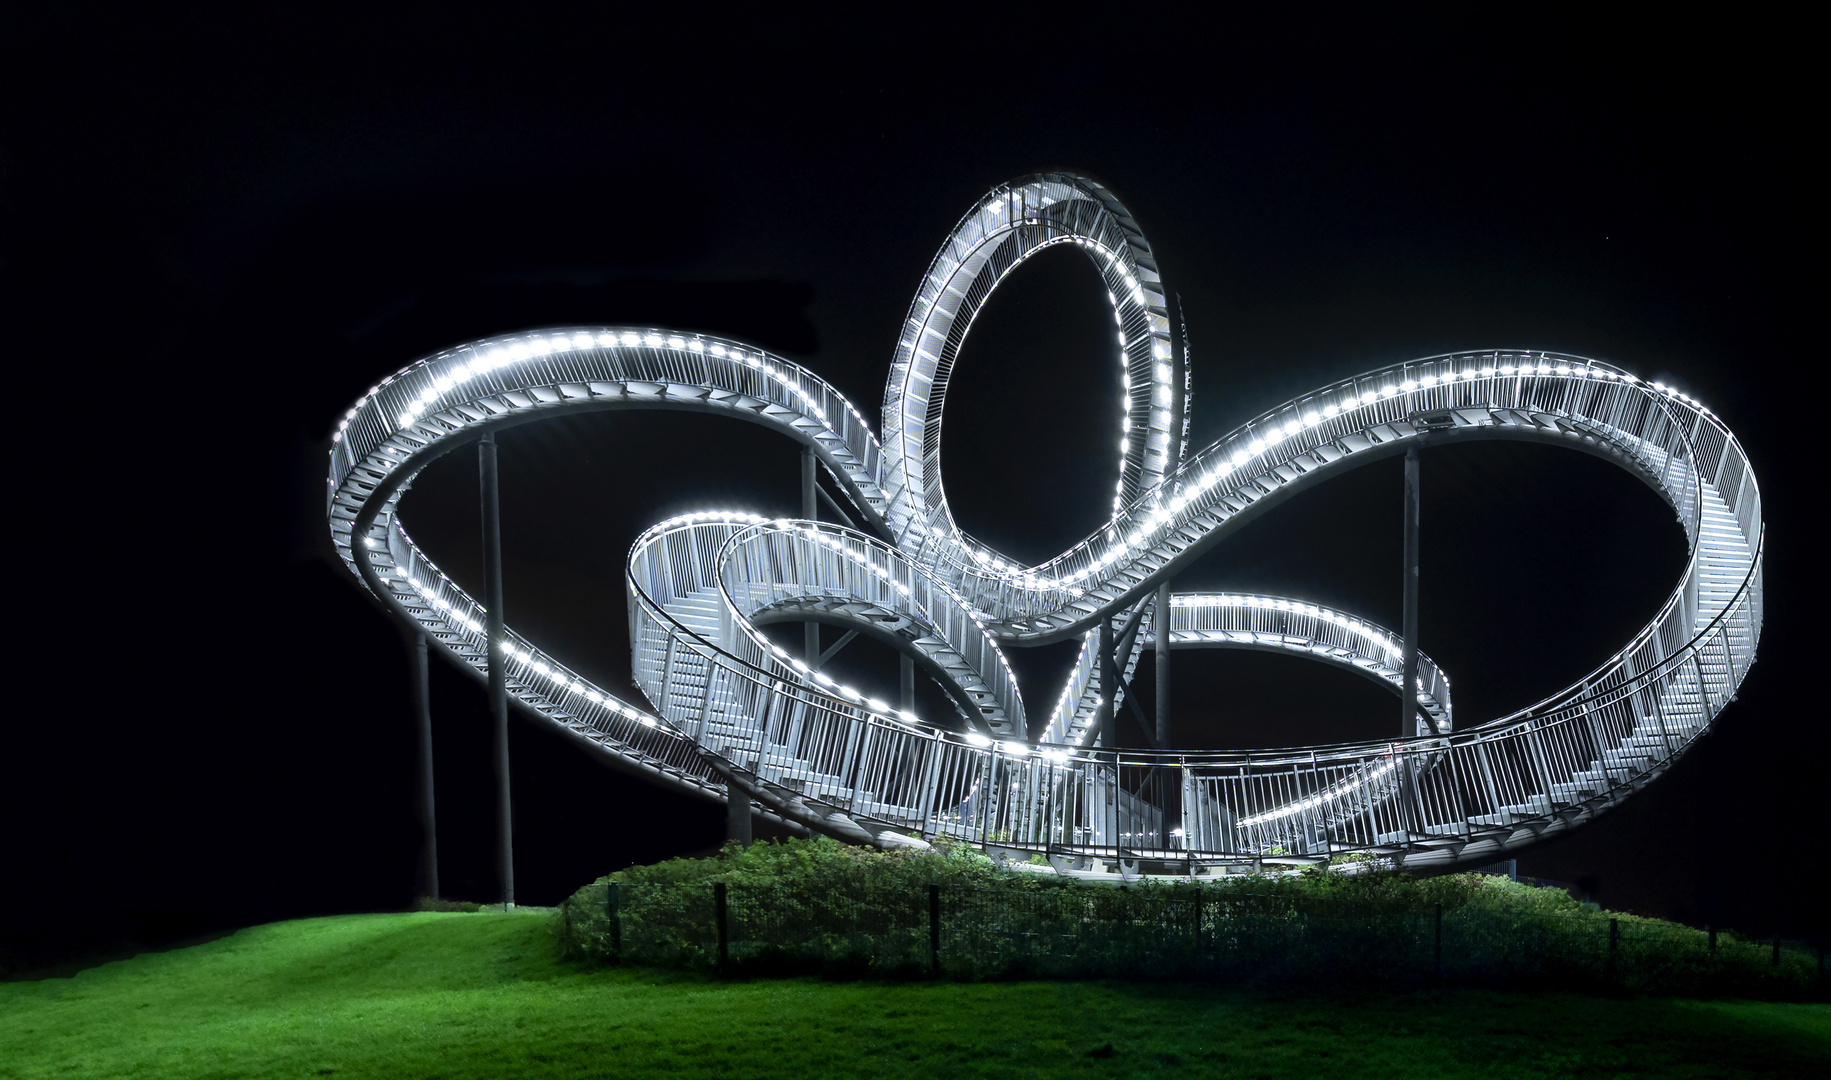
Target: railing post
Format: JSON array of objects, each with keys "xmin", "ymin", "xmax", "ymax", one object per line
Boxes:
[
  {"xmin": 929, "ymin": 883, "xmax": 941, "ymax": 978},
  {"xmin": 695, "ymin": 663, "xmax": 718, "ymax": 742},
  {"xmin": 1607, "ymin": 917, "xmax": 1619, "ymax": 983},
  {"xmin": 1434, "ymin": 902, "xmax": 1443, "ymax": 983},
  {"xmin": 714, "ymin": 882, "xmax": 729, "ymax": 975},
  {"xmin": 657, "ymin": 637, "xmax": 678, "ymax": 716},
  {"xmin": 1473, "ymin": 740, "xmax": 1504, "ymax": 824},
  {"xmin": 849, "ymin": 720, "xmax": 877, "ymax": 811},
  {"xmin": 1648, "ymin": 666, "xmax": 1678, "ymax": 759},
  {"xmin": 607, "ymin": 883, "xmax": 621, "ymax": 956},
  {"xmin": 1692, "ymin": 650, "xmax": 1713, "ymax": 716},
  {"xmin": 916, "ymin": 736, "xmax": 944, "ymax": 837}
]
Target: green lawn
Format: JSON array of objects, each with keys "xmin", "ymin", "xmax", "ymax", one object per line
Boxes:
[{"xmin": 3, "ymin": 911, "xmax": 1825, "ymax": 1078}]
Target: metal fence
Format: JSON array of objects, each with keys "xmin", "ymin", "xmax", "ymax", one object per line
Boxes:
[{"xmin": 557, "ymin": 880, "xmax": 1825, "ymax": 997}]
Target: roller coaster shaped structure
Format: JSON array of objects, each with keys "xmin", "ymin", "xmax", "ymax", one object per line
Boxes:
[{"xmin": 328, "ymin": 172, "xmax": 1762, "ymax": 874}]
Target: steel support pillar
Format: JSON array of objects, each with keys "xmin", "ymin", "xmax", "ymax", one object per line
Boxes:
[
  {"xmin": 411, "ymin": 631, "xmax": 439, "ymax": 900},
  {"xmin": 1155, "ymin": 579, "xmax": 1172, "ymax": 749},
  {"xmin": 1399, "ymin": 446, "xmax": 1421, "ymax": 834},
  {"xmin": 480, "ymin": 432, "xmax": 514, "ymax": 907},
  {"xmin": 1401, "ymin": 447, "xmax": 1420, "ymax": 738},
  {"xmin": 900, "ymin": 653, "xmax": 915, "ymax": 713},
  {"xmin": 1097, "ymin": 617, "xmax": 1115, "ymax": 748},
  {"xmin": 727, "ymin": 783, "xmax": 753, "ymax": 847},
  {"xmin": 802, "ymin": 447, "xmax": 819, "ymax": 666}
]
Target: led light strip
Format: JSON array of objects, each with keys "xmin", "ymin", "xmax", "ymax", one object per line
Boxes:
[{"xmin": 326, "ymin": 172, "xmax": 1762, "ymax": 870}]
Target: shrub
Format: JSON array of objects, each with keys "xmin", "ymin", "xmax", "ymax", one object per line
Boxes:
[{"xmin": 550, "ymin": 838, "xmax": 1825, "ymax": 998}]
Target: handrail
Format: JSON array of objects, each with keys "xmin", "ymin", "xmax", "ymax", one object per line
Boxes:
[{"xmin": 327, "ymin": 172, "xmax": 1763, "ymax": 873}]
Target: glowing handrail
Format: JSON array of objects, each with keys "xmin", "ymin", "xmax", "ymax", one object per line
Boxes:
[{"xmin": 327, "ymin": 173, "xmax": 1762, "ymax": 872}]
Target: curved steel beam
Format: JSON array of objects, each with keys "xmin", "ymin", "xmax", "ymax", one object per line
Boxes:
[{"xmin": 325, "ymin": 174, "xmax": 1763, "ymax": 875}]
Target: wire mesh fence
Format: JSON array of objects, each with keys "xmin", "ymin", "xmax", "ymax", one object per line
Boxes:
[{"xmin": 556, "ymin": 880, "xmax": 1825, "ymax": 997}]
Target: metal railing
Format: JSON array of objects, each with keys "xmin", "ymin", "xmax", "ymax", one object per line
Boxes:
[
  {"xmin": 327, "ymin": 172, "xmax": 1763, "ymax": 875},
  {"xmin": 558, "ymin": 880, "xmax": 1823, "ymax": 996}
]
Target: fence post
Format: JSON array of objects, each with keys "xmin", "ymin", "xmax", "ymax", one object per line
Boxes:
[
  {"xmin": 929, "ymin": 884, "xmax": 941, "ymax": 978},
  {"xmin": 1607, "ymin": 918, "xmax": 1619, "ymax": 983},
  {"xmin": 1434, "ymin": 903, "xmax": 1443, "ymax": 983},
  {"xmin": 608, "ymin": 883, "xmax": 621, "ymax": 956},
  {"xmin": 715, "ymin": 883, "xmax": 729, "ymax": 975}
]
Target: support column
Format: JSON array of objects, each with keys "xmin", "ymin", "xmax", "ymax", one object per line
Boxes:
[
  {"xmin": 727, "ymin": 783, "xmax": 753, "ymax": 847},
  {"xmin": 1155, "ymin": 579, "xmax": 1172, "ymax": 749},
  {"xmin": 412, "ymin": 632, "xmax": 439, "ymax": 900},
  {"xmin": 1097, "ymin": 617, "xmax": 1115, "ymax": 748},
  {"xmin": 480, "ymin": 432, "xmax": 514, "ymax": 907},
  {"xmin": 900, "ymin": 654, "xmax": 916, "ymax": 713},
  {"xmin": 1399, "ymin": 446, "xmax": 1421, "ymax": 835},
  {"xmin": 1401, "ymin": 447, "xmax": 1420, "ymax": 739},
  {"xmin": 802, "ymin": 447, "xmax": 819, "ymax": 666}
]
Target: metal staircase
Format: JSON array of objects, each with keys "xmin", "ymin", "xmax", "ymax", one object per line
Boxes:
[{"xmin": 328, "ymin": 172, "xmax": 1763, "ymax": 875}]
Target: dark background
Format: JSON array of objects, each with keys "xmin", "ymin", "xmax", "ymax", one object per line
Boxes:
[{"xmin": 5, "ymin": 23, "xmax": 1822, "ymax": 973}]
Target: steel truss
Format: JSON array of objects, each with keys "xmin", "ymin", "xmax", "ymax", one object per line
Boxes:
[{"xmin": 328, "ymin": 173, "xmax": 1762, "ymax": 875}]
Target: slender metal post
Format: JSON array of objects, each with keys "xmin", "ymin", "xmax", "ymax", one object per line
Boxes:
[
  {"xmin": 1097, "ymin": 617, "xmax": 1115, "ymax": 748},
  {"xmin": 900, "ymin": 654, "xmax": 915, "ymax": 713},
  {"xmin": 1399, "ymin": 447, "xmax": 1422, "ymax": 835},
  {"xmin": 1155, "ymin": 579, "xmax": 1172, "ymax": 748},
  {"xmin": 928, "ymin": 883, "xmax": 941, "ymax": 977},
  {"xmin": 1434, "ymin": 902, "xmax": 1443, "ymax": 983},
  {"xmin": 480, "ymin": 432, "xmax": 514, "ymax": 908},
  {"xmin": 607, "ymin": 883, "xmax": 621, "ymax": 955},
  {"xmin": 714, "ymin": 882, "xmax": 729, "ymax": 974},
  {"xmin": 1607, "ymin": 917, "xmax": 1619, "ymax": 982},
  {"xmin": 1401, "ymin": 447, "xmax": 1421, "ymax": 739},
  {"xmin": 802, "ymin": 447, "xmax": 819, "ymax": 666},
  {"xmin": 411, "ymin": 632, "xmax": 439, "ymax": 900}
]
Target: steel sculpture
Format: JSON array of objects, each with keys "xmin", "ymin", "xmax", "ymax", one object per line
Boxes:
[{"xmin": 328, "ymin": 172, "xmax": 1762, "ymax": 875}]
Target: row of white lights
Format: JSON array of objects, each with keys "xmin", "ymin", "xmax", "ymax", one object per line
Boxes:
[
  {"xmin": 1173, "ymin": 593, "xmax": 1411, "ymax": 664},
  {"xmin": 760, "ymin": 522, "xmax": 1025, "ymax": 726},
  {"xmin": 1236, "ymin": 758, "xmax": 1401, "ymax": 828},
  {"xmin": 493, "ymin": 638, "xmax": 664, "ymax": 730},
  {"xmin": 385, "ymin": 554, "xmax": 673, "ymax": 735},
  {"xmin": 643, "ymin": 516, "xmax": 1030, "ymax": 740},
  {"xmin": 331, "ymin": 331, "xmax": 889, "ymax": 457},
  {"xmin": 923, "ymin": 192, "xmax": 1174, "ymax": 571},
  {"xmin": 390, "ymin": 525, "xmax": 1423, "ymax": 825},
  {"xmin": 958, "ymin": 357, "xmax": 1708, "ymax": 605},
  {"xmin": 337, "ymin": 335, "xmax": 1720, "ymax": 842},
  {"xmin": 387, "ymin": 561, "xmax": 672, "ymax": 736},
  {"xmin": 1073, "ymin": 233, "xmax": 1172, "ymax": 516}
]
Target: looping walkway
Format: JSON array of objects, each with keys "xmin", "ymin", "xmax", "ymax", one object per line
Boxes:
[{"xmin": 329, "ymin": 173, "xmax": 1762, "ymax": 873}]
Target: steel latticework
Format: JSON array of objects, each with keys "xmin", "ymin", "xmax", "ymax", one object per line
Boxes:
[{"xmin": 328, "ymin": 172, "xmax": 1763, "ymax": 875}]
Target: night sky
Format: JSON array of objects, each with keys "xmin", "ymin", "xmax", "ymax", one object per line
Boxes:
[{"xmin": 6, "ymin": 30, "xmax": 1822, "ymax": 971}]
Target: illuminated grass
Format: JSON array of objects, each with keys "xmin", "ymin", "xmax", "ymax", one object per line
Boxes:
[{"xmin": 2, "ymin": 911, "xmax": 1825, "ymax": 1079}]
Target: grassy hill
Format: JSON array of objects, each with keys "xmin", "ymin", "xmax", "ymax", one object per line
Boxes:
[{"xmin": 3, "ymin": 909, "xmax": 1826, "ymax": 1078}]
